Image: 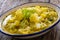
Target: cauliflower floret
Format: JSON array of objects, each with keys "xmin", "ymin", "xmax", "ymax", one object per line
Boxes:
[
  {"xmin": 35, "ymin": 6, "xmax": 42, "ymax": 15},
  {"xmin": 30, "ymin": 13, "xmax": 40, "ymax": 23},
  {"xmin": 15, "ymin": 9, "xmax": 23, "ymax": 20},
  {"xmin": 18, "ymin": 29, "xmax": 30, "ymax": 34},
  {"xmin": 27, "ymin": 7, "xmax": 34, "ymax": 10},
  {"xmin": 35, "ymin": 23, "xmax": 41, "ymax": 29},
  {"xmin": 49, "ymin": 11, "xmax": 57, "ymax": 16},
  {"xmin": 14, "ymin": 20, "xmax": 20, "ymax": 26},
  {"xmin": 34, "ymin": 23, "xmax": 47, "ymax": 29},
  {"xmin": 35, "ymin": 6, "xmax": 40, "ymax": 9},
  {"xmin": 8, "ymin": 16, "xmax": 16, "ymax": 23},
  {"xmin": 40, "ymin": 13, "xmax": 47, "ymax": 18},
  {"xmin": 18, "ymin": 26, "xmax": 31, "ymax": 34},
  {"xmin": 25, "ymin": 26, "xmax": 30, "ymax": 30},
  {"xmin": 40, "ymin": 23, "xmax": 47, "ymax": 29},
  {"xmin": 41, "ymin": 7, "xmax": 48, "ymax": 12}
]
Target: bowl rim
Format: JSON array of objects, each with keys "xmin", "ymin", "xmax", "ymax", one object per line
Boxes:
[{"xmin": 0, "ymin": 2, "xmax": 60, "ymax": 37}]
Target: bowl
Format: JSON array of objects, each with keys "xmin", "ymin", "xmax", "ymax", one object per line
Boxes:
[{"xmin": 0, "ymin": 2, "xmax": 60, "ymax": 39}]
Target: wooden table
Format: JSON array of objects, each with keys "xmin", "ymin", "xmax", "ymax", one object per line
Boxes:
[{"xmin": 0, "ymin": 0, "xmax": 60, "ymax": 40}]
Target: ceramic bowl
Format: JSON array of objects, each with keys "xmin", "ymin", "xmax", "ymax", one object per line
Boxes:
[{"xmin": 0, "ymin": 2, "xmax": 60, "ymax": 39}]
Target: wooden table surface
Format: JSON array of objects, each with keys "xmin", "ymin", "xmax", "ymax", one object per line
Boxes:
[{"xmin": 0, "ymin": 0, "xmax": 60, "ymax": 40}]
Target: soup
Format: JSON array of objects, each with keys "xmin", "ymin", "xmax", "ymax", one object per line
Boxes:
[{"xmin": 2, "ymin": 6, "xmax": 58, "ymax": 34}]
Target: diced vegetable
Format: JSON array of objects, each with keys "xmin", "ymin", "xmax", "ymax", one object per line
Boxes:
[{"xmin": 30, "ymin": 13, "xmax": 39, "ymax": 23}]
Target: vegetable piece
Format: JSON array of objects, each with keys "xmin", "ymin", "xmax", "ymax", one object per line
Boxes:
[
  {"xmin": 41, "ymin": 7, "xmax": 48, "ymax": 12},
  {"xmin": 40, "ymin": 13, "xmax": 47, "ymax": 18},
  {"xmin": 18, "ymin": 29, "xmax": 30, "ymax": 34},
  {"xmin": 30, "ymin": 13, "xmax": 40, "ymax": 23},
  {"xmin": 35, "ymin": 6, "xmax": 40, "ymax": 8},
  {"xmin": 20, "ymin": 19, "xmax": 29, "ymax": 28},
  {"xmin": 14, "ymin": 20, "xmax": 20, "ymax": 26},
  {"xmin": 22, "ymin": 8, "xmax": 35, "ymax": 19},
  {"xmin": 15, "ymin": 9, "xmax": 23, "ymax": 20}
]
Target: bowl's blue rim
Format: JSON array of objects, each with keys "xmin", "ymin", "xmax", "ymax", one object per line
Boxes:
[{"xmin": 0, "ymin": 2, "xmax": 60, "ymax": 37}]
